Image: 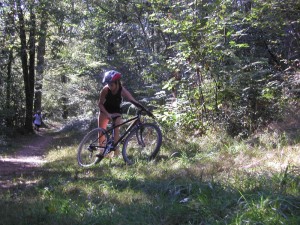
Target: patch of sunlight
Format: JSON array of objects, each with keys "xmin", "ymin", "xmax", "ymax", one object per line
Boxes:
[
  {"xmin": 0, "ymin": 176, "xmax": 43, "ymax": 189},
  {"xmin": 0, "ymin": 156, "xmax": 46, "ymax": 164}
]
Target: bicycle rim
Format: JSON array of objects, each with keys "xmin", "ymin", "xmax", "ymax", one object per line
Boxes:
[
  {"xmin": 77, "ymin": 128, "xmax": 108, "ymax": 167},
  {"xmin": 122, "ymin": 123, "xmax": 162, "ymax": 165}
]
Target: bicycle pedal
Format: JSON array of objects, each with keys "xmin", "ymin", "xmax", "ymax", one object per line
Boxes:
[{"xmin": 88, "ymin": 146, "xmax": 96, "ymax": 152}]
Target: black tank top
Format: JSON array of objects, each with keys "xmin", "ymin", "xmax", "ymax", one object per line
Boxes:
[{"xmin": 104, "ymin": 86, "xmax": 122, "ymax": 113}]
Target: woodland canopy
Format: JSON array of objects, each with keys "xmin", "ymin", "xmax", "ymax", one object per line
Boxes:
[{"xmin": 0, "ymin": 0, "xmax": 299, "ymax": 136}]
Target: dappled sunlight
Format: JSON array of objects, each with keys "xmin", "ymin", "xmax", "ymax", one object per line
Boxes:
[
  {"xmin": 0, "ymin": 0, "xmax": 299, "ymax": 222},
  {"xmin": 1, "ymin": 109, "xmax": 299, "ymax": 224},
  {"xmin": 235, "ymin": 144, "xmax": 300, "ymax": 173},
  {"xmin": 0, "ymin": 176, "xmax": 43, "ymax": 190}
]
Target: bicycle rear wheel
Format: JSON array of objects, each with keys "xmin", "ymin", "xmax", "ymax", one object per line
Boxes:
[
  {"xmin": 122, "ymin": 123, "xmax": 162, "ymax": 165},
  {"xmin": 77, "ymin": 128, "xmax": 108, "ymax": 167}
]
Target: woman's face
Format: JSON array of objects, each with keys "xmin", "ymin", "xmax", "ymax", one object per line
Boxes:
[{"xmin": 108, "ymin": 82, "xmax": 118, "ymax": 92}]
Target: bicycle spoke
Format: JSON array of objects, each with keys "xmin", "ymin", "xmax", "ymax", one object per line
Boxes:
[
  {"xmin": 77, "ymin": 128, "xmax": 108, "ymax": 167},
  {"xmin": 122, "ymin": 123, "xmax": 162, "ymax": 165}
]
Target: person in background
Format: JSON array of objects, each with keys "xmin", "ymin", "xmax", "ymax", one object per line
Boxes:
[
  {"xmin": 98, "ymin": 70, "xmax": 140, "ymax": 158},
  {"xmin": 33, "ymin": 110, "xmax": 42, "ymax": 131}
]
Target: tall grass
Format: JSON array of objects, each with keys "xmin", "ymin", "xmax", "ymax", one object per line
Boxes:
[{"xmin": 0, "ymin": 123, "xmax": 299, "ymax": 225}]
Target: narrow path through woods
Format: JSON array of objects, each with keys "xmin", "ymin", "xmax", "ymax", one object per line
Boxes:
[{"xmin": 0, "ymin": 128, "xmax": 55, "ymax": 189}]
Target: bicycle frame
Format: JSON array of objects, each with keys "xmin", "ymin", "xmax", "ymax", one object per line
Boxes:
[
  {"xmin": 104, "ymin": 112, "xmax": 143, "ymax": 150},
  {"xmin": 77, "ymin": 105, "xmax": 161, "ymax": 167}
]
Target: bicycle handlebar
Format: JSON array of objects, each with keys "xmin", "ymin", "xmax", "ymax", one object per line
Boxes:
[{"xmin": 129, "ymin": 101, "xmax": 155, "ymax": 119}]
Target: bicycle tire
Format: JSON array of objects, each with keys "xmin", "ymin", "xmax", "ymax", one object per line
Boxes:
[
  {"xmin": 122, "ymin": 123, "xmax": 162, "ymax": 165},
  {"xmin": 77, "ymin": 128, "xmax": 108, "ymax": 167}
]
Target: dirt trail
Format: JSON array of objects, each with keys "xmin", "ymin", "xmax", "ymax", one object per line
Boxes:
[{"xmin": 0, "ymin": 129, "xmax": 54, "ymax": 189}]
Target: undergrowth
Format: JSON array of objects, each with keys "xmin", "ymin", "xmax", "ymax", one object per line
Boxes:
[{"xmin": 0, "ymin": 122, "xmax": 299, "ymax": 225}]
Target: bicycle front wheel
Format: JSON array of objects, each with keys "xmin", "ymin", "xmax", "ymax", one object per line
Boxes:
[
  {"xmin": 122, "ymin": 123, "xmax": 162, "ymax": 165},
  {"xmin": 77, "ymin": 128, "xmax": 108, "ymax": 167}
]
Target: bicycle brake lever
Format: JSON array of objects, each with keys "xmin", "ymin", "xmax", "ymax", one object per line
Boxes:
[{"xmin": 130, "ymin": 101, "xmax": 155, "ymax": 118}]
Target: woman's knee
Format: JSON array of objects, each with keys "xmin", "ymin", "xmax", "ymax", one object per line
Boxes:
[{"xmin": 98, "ymin": 114, "xmax": 109, "ymax": 128}]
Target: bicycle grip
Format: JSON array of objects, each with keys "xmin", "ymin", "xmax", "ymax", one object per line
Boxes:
[{"xmin": 145, "ymin": 110, "xmax": 155, "ymax": 118}]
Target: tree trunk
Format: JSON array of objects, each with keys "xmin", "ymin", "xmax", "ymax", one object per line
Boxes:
[
  {"xmin": 16, "ymin": 0, "xmax": 35, "ymax": 131},
  {"xmin": 61, "ymin": 74, "xmax": 69, "ymax": 119},
  {"xmin": 4, "ymin": 4, "xmax": 15, "ymax": 127},
  {"xmin": 34, "ymin": 10, "xmax": 48, "ymax": 112},
  {"xmin": 6, "ymin": 50, "xmax": 13, "ymax": 127}
]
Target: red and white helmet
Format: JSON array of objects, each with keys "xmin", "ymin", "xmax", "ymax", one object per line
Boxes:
[{"xmin": 102, "ymin": 70, "xmax": 121, "ymax": 84}]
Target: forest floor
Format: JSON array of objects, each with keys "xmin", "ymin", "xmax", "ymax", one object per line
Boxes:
[
  {"xmin": 0, "ymin": 125, "xmax": 58, "ymax": 190},
  {"xmin": 0, "ymin": 103, "xmax": 299, "ymax": 191}
]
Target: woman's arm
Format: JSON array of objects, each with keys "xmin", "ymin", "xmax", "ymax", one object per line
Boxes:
[
  {"xmin": 121, "ymin": 87, "xmax": 140, "ymax": 105},
  {"xmin": 98, "ymin": 86, "xmax": 111, "ymax": 118},
  {"xmin": 121, "ymin": 86, "xmax": 149, "ymax": 111},
  {"xmin": 121, "ymin": 87, "xmax": 155, "ymax": 118}
]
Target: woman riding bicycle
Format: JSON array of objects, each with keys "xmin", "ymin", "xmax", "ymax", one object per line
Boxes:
[{"xmin": 98, "ymin": 70, "xmax": 140, "ymax": 157}]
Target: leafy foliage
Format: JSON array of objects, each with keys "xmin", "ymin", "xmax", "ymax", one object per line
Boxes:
[{"xmin": 0, "ymin": 0, "xmax": 299, "ymax": 136}]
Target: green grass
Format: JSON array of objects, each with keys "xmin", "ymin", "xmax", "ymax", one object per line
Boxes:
[{"xmin": 0, "ymin": 125, "xmax": 299, "ymax": 225}]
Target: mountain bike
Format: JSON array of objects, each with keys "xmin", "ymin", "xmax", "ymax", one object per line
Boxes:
[{"xmin": 77, "ymin": 104, "xmax": 162, "ymax": 167}]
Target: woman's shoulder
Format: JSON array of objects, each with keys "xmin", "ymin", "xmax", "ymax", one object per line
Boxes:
[{"xmin": 101, "ymin": 85, "xmax": 110, "ymax": 93}]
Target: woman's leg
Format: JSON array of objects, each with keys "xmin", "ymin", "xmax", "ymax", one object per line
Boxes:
[
  {"xmin": 113, "ymin": 116, "xmax": 122, "ymax": 156},
  {"xmin": 98, "ymin": 112, "xmax": 109, "ymax": 129},
  {"xmin": 98, "ymin": 112, "xmax": 109, "ymax": 149}
]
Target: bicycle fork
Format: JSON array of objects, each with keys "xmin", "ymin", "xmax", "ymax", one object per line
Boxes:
[{"xmin": 136, "ymin": 126, "xmax": 146, "ymax": 147}]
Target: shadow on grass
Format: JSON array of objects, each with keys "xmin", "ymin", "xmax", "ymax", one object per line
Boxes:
[
  {"xmin": 1, "ymin": 149, "xmax": 299, "ymax": 225},
  {"xmin": 1, "ymin": 118, "xmax": 300, "ymax": 225}
]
